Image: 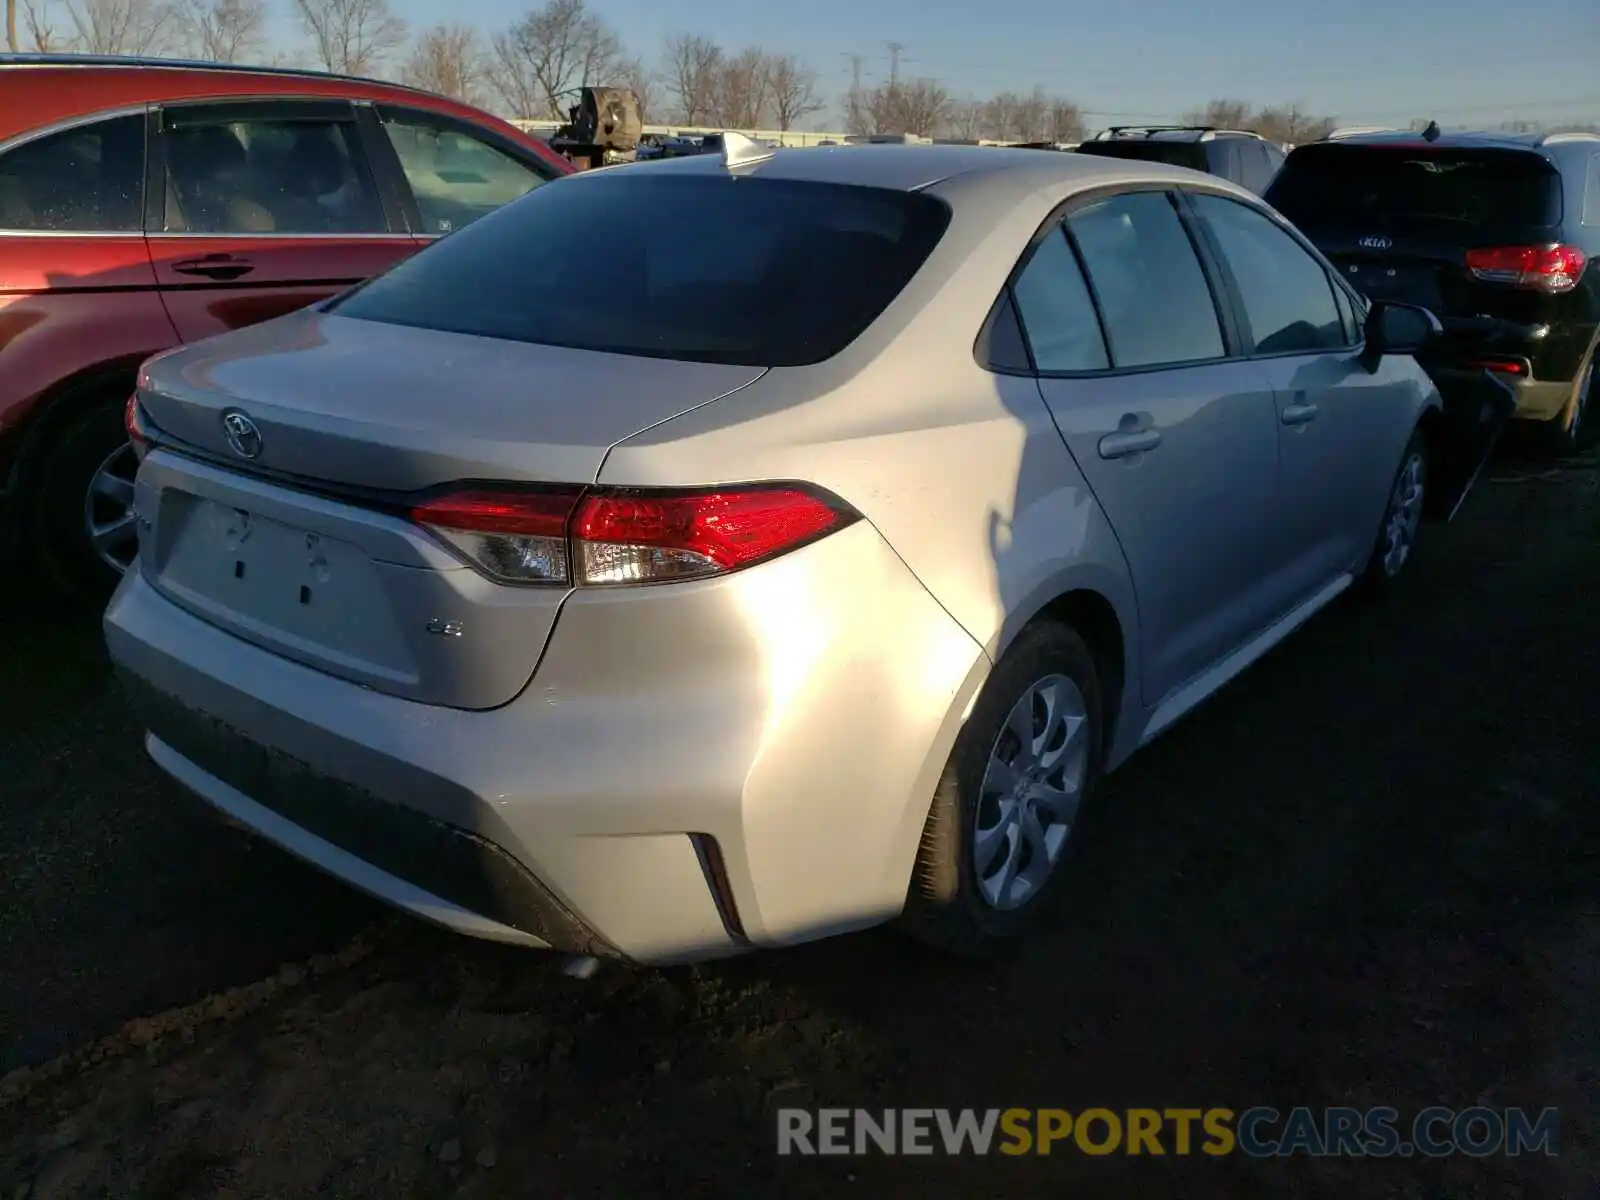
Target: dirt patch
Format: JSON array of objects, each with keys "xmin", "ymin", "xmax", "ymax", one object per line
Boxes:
[{"xmin": 2, "ymin": 452, "xmax": 1596, "ymax": 1198}]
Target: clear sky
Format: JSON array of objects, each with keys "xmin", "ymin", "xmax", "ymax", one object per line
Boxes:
[{"xmin": 277, "ymin": 0, "xmax": 1599, "ymax": 130}]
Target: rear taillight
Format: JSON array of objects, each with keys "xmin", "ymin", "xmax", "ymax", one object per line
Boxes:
[
  {"xmin": 125, "ymin": 394, "xmax": 152, "ymax": 460},
  {"xmin": 1464, "ymin": 244, "xmax": 1586, "ymax": 293},
  {"xmin": 410, "ymin": 484, "xmax": 855, "ymax": 586}
]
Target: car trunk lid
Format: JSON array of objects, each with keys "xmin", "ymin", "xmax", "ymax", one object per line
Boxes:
[{"xmin": 133, "ymin": 309, "xmax": 767, "ymax": 709}]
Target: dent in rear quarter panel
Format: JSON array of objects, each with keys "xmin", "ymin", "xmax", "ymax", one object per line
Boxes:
[{"xmin": 0, "ymin": 236, "xmax": 176, "ymax": 437}]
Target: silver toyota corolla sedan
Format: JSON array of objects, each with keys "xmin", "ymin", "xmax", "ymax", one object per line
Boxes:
[{"xmin": 105, "ymin": 141, "xmax": 1510, "ymax": 965}]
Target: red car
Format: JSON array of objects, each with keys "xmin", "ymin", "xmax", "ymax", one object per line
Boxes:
[{"xmin": 0, "ymin": 53, "xmax": 574, "ymax": 601}]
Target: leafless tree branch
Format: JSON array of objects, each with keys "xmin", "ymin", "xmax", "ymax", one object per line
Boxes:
[
  {"xmin": 401, "ymin": 22, "xmax": 485, "ymax": 105},
  {"xmin": 291, "ymin": 0, "xmax": 407, "ymax": 76},
  {"xmin": 176, "ymin": 0, "xmax": 266, "ymax": 62}
]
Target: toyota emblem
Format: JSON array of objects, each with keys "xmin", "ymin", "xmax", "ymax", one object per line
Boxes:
[{"xmin": 221, "ymin": 410, "xmax": 263, "ymax": 459}]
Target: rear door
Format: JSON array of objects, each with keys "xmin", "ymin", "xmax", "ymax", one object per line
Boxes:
[
  {"xmin": 365, "ymin": 104, "xmax": 563, "ymax": 243},
  {"xmin": 1015, "ymin": 187, "xmax": 1286, "ymax": 704},
  {"xmin": 147, "ymin": 98, "xmax": 417, "ymax": 343}
]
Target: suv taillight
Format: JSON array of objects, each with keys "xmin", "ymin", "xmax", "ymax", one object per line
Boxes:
[
  {"xmin": 1464, "ymin": 244, "xmax": 1586, "ymax": 293},
  {"xmin": 410, "ymin": 484, "xmax": 856, "ymax": 586}
]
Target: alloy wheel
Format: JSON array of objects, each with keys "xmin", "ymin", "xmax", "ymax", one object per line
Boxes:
[
  {"xmin": 1381, "ymin": 452, "xmax": 1425, "ymax": 578},
  {"xmin": 84, "ymin": 440, "xmax": 140, "ymax": 575},
  {"xmin": 972, "ymin": 673, "xmax": 1090, "ymax": 911}
]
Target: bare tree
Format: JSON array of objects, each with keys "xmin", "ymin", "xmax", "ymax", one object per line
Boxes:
[
  {"xmin": 766, "ymin": 52, "xmax": 821, "ymax": 131},
  {"xmin": 713, "ymin": 45, "xmax": 768, "ymax": 128},
  {"xmin": 68, "ymin": 0, "xmax": 174, "ymax": 54},
  {"xmin": 488, "ymin": 0, "xmax": 623, "ymax": 121},
  {"xmin": 661, "ymin": 32, "xmax": 721, "ymax": 125},
  {"xmin": 1047, "ymin": 97, "xmax": 1085, "ymax": 143},
  {"xmin": 1183, "ymin": 98, "xmax": 1254, "ymax": 131},
  {"xmin": 613, "ymin": 53, "xmax": 652, "ymax": 121},
  {"xmin": 23, "ymin": 0, "xmax": 64, "ymax": 48},
  {"xmin": 863, "ymin": 77, "xmax": 948, "ymax": 137},
  {"xmin": 401, "ymin": 22, "xmax": 484, "ymax": 104},
  {"xmin": 1252, "ymin": 102, "xmax": 1334, "ymax": 144},
  {"xmin": 292, "ymin": 0, "xmax": 406, "ymax": 76},
  {"xmin": 176, "ymin": 0, "xmax": 265, "ymax": 61},
  {"xmin": 944, "ymin": 96, "xmax": 984, "ymax": 141}
]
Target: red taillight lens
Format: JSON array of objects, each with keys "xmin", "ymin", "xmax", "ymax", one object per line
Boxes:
[
  {"xmin": 410, "ymin": 484, "xmax": 854, "ymax": 586},
  {"xmin": 571, "ymin": 487, "xmax": 850, "ymax": 584},
  {"xmin": 1464, "ymin": 244, "xmax": 1586, "ymax": 293},
  {"xmin": 125, "ymin": 394, "xmax": 153, "ymax": 460},
  {"xmin": 410, "ymin": 487, "xmax": 584, "ymax": 584}
]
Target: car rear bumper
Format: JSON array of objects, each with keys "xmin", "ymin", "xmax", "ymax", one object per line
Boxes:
[{"xmin": 104, "ymin": 520, "xmax": 989, "ymax": 965}]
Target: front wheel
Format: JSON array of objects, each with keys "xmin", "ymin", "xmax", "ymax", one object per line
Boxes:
[
  {"xmin": 1354, "ymin": 429, "xmax": 1427, "ymax": 599},
  {"xmin": 901, "ymin": 620, "xmax": 1103, "ymax": 956}
]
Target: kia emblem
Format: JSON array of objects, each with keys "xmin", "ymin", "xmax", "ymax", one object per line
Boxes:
[{"xmin": 1357, "ymin": 235, "xmax": 1393, "ymax": 251}]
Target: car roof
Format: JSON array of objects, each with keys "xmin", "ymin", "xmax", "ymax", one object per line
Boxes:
[
  {"xmin": 0, "ymin": 52, "xmax": 532, "ymax": 149},
  {"xmin": 1303, "ymin": 128, "xmax": 1598, "ymax": 154},
  {"xmin": 584, "ymin": 142, "xmax": 1223, "ymax": 194}
]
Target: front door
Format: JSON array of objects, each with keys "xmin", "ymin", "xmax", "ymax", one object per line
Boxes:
[
  {"xmin": 147, "ymin": 99, "xmax": 416, "ymax": 343},
  {"xmin": 1184, "ymin": 191, "xmax": 1418, "ymax": 593},
  {"xmin": 1013, "ymin": 189, "xmax": 1285, "ymax": 704}
]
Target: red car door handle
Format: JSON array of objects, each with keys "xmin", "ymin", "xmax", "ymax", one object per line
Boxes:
[{"xmin": 172, "ymin": 254, "xmax": 254, "ymax": 281}]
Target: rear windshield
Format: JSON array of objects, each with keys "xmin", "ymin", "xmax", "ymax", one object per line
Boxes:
[
  {"xmin": 329, "ymin": 172, "xmax": 951, "ymax": 367},
  {"xmin": 1266, "ymin": 145, "xmax": 1562, "ymax": 235},
  {"xmin": 1075, "ymin": 141, "xmax": 1207, "ymax": 171}
]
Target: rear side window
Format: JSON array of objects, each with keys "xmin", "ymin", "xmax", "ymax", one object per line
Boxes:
[
  {"xmin": 379, "ymin": 110, "xmax": 552, "ymax": 235},
  {"xmin": 162, "ymin": 113, "xmax": 385, "ymax": 234},
  {"xmin": 1010, "ymin": 227, "xmax": 1108, "ymax": 372},
  {"xmin": 332, "ymin": 174, "xmax": 951, "ymax": 367},
  {"xmin": 0, "ymin": 114, "xmax": 145, "ymax": 232},
  {"xmin": 1266, "ymin": 145, "xmax": 1563, "ymax": 237},
  {"xmin": 1191, "ymin": 193, "xmax": 1346, "ymax": 354},
  {"xmin": 1584, "ymin": 155, "xmax": 1600, "ymax": 227},
  {"xmin": 1075, "ymin": 141, "xmax": 1208, "ymax": 172},
  {"xmin": 1065, "ymin": 191, "xmax": 1225, "ymax": 368}
]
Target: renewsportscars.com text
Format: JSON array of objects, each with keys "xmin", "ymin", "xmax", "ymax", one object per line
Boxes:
[{"xmin": 776, "ymin": 1106, "xmax": 1559, "ymax": 1158}]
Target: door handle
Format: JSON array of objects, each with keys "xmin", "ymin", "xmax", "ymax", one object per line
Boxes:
[
  {"xmin": 1098, "ymin": 428, "xmax": 1162, "ymax": 459},
  {"xmin": 1281, "ymin": 398, "xmax": 1319, "ymax": 426},
  {"xmin": 172, "ymin": 254, "xmax": 254, "ymax": 281}
]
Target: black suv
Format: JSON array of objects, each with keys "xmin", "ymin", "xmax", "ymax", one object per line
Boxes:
[
  {"xmin": 1075, "ymin": 126, "xmax": 1286, "ymax": 194},
  {"xmin": 1266, "ymin": 128, "xmax": 1600, "ymax": 451}
]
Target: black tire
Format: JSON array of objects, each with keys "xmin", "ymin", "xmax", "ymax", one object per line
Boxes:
[
  {"xmin": 1354, "ymin": 427, "xmax": 1428, "ymax": 600},
  {"xmin": 901, "ymin": 620, "xmax": 1104, "ymax": 956},
  {"xmin": 25, "ymin": 391, "xmax": 137, "ymax": 609}
]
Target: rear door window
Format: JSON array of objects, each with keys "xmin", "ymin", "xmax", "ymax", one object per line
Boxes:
[
  {"xmin": 377, "ymin": 109, "xmax": 554, "ymax": 235},
  {"xmin": 0, "ymin": 113, "xmax": 145, "ymax": 231},
  {"xmin": 1190, "ymin": 193, "xmax": 1347, "ymax": 353},
  {"xmin": 1266, "ymin": 145, "xmax": 1563, "ymax": 237},
  {"xmin": 1064, "ymin": 190, "xmax": 1226, "ymax": 368},
  {"xmin": 161, "ymin": 107, "xmax": 385, "ymax": 234},
  {"xmin": 1075, "ymin": 141, "xmax": 1208, "ymax": 172},
  {"xmin": 331, "ymin": 173, "xmax": 951, "ymax": 367}
]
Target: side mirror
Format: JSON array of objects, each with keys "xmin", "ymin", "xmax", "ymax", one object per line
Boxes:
[{"xmin": 1360, "ymin": 300, "xmax": 1443, "ymax": 372}]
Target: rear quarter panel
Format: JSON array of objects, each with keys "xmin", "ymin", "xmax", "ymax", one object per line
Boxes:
[{"xmin": 597, "ymin": 166, "xmax": 1151, "ymax": 761}]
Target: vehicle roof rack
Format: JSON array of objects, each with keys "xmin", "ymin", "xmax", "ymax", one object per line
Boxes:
[
  {"xmin": 0, "ymin": 51, "xmax": 438, "ymax": 98},
  {"xmin": 1093, "ymin": 124, "xmax": 1263, "ymax": 143},
  {"xmin": 1321, "ymin": 125, "xmax": 1402, "ymax": 140},
  {"xmin": 1536, "ymin": 130, "xmax": 1600, "ymax": 146}
]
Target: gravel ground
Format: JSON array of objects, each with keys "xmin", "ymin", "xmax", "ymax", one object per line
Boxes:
[{"xmin": 1, "ymin": 445, "xmax": 1596, "ymax": 1199}]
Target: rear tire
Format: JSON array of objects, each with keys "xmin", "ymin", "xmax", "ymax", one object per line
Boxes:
[
  {"xmin": 25, "ymin": 391, "xmax": 139, "ymax": 609},
  {"xmin": 1354, "ymin": 428, "xmax": 1428, "ymax": 601},
  {"xmin": 901, "ymin": 620, "xmax": 1104, "ymax": 956}
]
